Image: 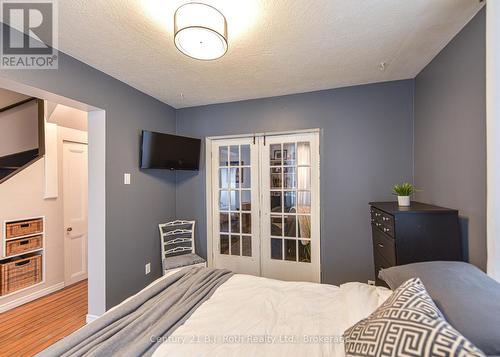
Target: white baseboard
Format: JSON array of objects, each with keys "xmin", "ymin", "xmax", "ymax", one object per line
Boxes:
[
  {"xmin": 0, "ymin": 282, "xmax": 65, "ymax": 313},
  {"xmin": 86, "ymin": 314, "xmax": 99, "ymax": 324}
]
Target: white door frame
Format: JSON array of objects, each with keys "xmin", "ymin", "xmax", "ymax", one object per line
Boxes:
[{"xmin": 205, "ymin": 128, "xmax": 321, "ymax": 279}]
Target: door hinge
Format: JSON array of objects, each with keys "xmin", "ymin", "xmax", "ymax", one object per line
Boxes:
[{"xmin": 263, "ymin": 135, "xmax": 266, "ymax": 146}]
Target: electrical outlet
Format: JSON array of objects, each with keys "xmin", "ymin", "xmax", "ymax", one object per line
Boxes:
[
  {"xmin": 124, "ymin": 173, "xmax": 131, "ymax": 185},
  {"xmin": 145, "ymin": 262, "xmax": 151, "ymax": 275},
  {"xmin": 367, "ymin": 280, "xmax": 375, "ymax": 286}
]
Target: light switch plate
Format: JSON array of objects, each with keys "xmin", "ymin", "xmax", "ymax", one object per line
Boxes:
[
  {"xmin": 124, "ymin": 173, "xmax": 131, "ymax": 185},
  {"xmin": 145, "ymin": 262, "xmax": 151, "ymax": 275}
]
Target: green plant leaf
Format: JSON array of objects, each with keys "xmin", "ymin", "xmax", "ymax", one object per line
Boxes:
[{"xmin": 392, "ymin": 182, "xmax": 415, "ymax": 196}]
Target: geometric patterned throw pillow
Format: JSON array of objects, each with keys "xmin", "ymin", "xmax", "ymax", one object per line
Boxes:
[{"xmin": 343, "ymin": 278, "xmax": 485, "ymax": 357}]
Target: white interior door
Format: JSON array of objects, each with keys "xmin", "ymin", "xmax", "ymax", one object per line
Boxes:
[
  {"xmin": 211, "ymin": 131, "xmax": 320, "ymax": 282},
  {"xmin": 212, "ymin": 138, "xmax": 260, "ymax": 275},
  {"xmin": 261, "ymin": 133, "xmax": 321, "ymax": 282},
  {"xmin": 63, "ymin": 141, "xmax": 88, "ymax": 285}
]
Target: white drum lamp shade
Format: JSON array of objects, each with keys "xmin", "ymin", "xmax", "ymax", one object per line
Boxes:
[{"xmin": 174, "ymin": 3, "xmax": 228, "ymax": 60}]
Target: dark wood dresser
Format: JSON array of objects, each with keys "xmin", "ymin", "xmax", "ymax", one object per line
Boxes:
[{"xmin": 370, "ymin": 201, "xmax": 462, "ymax": 286}]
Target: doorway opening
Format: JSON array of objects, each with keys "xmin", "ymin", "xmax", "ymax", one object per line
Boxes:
[{"xmin": 0, "ymin": 77, "xmax": 106, "ymax": 325}]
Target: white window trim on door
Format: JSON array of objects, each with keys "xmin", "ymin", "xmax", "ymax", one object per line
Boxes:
[{"xmin": 205, "ymin": 128, "xmax": 321, "ymax": 279}]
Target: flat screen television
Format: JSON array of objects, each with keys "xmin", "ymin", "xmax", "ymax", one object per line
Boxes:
[{"xmin": 140, "ymin": 130, "xmax": 201, "ymax": 170}]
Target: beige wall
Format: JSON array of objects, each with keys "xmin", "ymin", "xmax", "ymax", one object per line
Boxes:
[
  {"xmin": 0, "ymin": 88, "xmax": 29, "ymax": 108},
  {"xmin": 48, "ymin": 104, "xmax": 88, "ymax": 132},
  {"xmin": 0, "ymin": 100, "xmax": 38, "ymax": 157},
  {"xmin": 0, "ymin": 123, "xmax": 87, "ymax": 309}
]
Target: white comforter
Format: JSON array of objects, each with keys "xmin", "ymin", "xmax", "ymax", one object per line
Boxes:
[{"xmin": 152, "ymin": 274, "xmax": 391, "ymax": 357}]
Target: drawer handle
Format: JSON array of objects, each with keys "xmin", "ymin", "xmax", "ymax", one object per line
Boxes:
[
  {"xmin": 15, "ymin": 260, "xmax": 30, "ymax": 266},
  {"xmin": 19, "ymin": 240, "xmax": 29, "ymax": 245},
  {"xmin": 375, "ymin": 213, "xmax": 381, "ymax": 217},
  {"xmin": 383, "ymin": 228, "xmax": 390, "ymax": 233},
  {"xmin": 20, "ymin": 223, "xmax": 30, "ymax": 228},
  {"xmin": 378, "ymin": 243, "xmax": 384, "ymax": 248},
  {"xmin": 382, "ymin": 217, "xmax": 389, "ymax": 221}
]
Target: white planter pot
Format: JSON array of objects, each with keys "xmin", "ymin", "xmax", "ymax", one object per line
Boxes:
[{"xmin": 398, "ymin": 196, "xmax": 410, "ymax": 206}]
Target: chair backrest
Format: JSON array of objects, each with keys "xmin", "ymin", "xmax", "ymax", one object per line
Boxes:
[{"xmin": 158, "ymin": 220, "xmax": 196, "ymax": 270}]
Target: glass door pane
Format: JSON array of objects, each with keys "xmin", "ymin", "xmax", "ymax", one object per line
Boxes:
[
  {"xmin": 268, "ymin": 140, "xmax": 311, "ymax": 263},
  {"xmin": 217, "ymin": 144, "xmax": 251, "ymax": 257}
]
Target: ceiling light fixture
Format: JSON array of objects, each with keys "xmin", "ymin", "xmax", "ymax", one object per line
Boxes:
[{"xmin": 174, "ymin": 2, "xmax": 228, "ymax": 60}]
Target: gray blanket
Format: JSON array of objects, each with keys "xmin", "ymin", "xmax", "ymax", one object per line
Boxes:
[{"xmin": 38, "ymin": 267, "xmax": 233, "ymax": 357}]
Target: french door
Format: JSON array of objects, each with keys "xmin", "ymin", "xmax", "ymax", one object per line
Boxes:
[
  {"xmin": 211, "ymin": 131, "xmax": 320, "ymax": 282},
  {"xmin": 211, "ymin": 137, "xmax": 261, "ymax": 276}
]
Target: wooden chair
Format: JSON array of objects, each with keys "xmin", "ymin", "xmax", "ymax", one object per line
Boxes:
[{"xmin": 158, "ymin": 220, "xmax": 206, "ymax": 275}]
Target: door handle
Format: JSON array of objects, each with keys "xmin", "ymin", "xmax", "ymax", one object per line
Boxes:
[{"xmin": 66, "ymin": 227, "xmax": 73, "ymax": 232}]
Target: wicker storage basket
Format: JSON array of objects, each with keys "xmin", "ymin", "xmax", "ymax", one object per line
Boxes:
[
  {"xmin": 6, "ymin": 235, "xmax": 43, "ymax": 256},
  {"xmin": 5, "ymin": 219, "xmax": 43, "ymax": 239},
  {"xmin": 1, "ymin": 255, "xmax": 42, "ymax": 295}
]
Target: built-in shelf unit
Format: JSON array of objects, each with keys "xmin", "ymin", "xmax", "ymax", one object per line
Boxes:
[{"xmin": 1, "ymin": 217, "xmax": 45, "ymax": 297}]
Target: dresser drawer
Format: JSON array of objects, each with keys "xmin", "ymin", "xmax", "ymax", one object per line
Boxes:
[
  {"xmin": 374, "ymin": 251, "xmax": 392, "ymax": 287},
  {"xmin": 380, "ymin": 212, "xmax": 394, "ymax": 237},
  {"xmin": 380, "ymin": 221, "xmax": 394, "ymax": 237},
  {"xmin": 372, "ymin": 227, "xmax": 396, "ymax": 266},
  {"xmin": 370, "ymin": 208, "xmax": 394, "ymax": 237},
  {"xmin": 370, "ymin": 207, "xmax": 383, "ymax": 223}
]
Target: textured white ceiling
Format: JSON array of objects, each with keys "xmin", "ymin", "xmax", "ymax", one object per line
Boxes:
[{"xmin": 58, "ymin": 0, "xmax": 484, "ymax": 108}]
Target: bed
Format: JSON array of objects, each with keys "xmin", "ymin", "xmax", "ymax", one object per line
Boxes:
[
  {"xmin": 39, "ymin": 267, "xmax": 391, "ymax": 357},
  {"xmin": 39, "ymin": 263, "xmax": 494, "ymax": 357},
  {"xmin": 154, "ymin": 272, "xmax": 390, "ymax": 357}
]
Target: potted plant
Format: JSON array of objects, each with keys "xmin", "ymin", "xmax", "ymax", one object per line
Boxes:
[{"xmin": 392, "ymin": 182, "xmax": 415, "ymax": 207}]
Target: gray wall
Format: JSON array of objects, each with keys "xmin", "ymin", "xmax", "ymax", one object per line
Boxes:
[
  {"xmin": 414, "ymin": 9, "xmax": 486, "ymax": 269},
  {"xmin": 0, "ymin": 25, "xmax": 177, "ymax": 308},
  {"xmin": 176, "ymin": 80, "xmax": 414, "ymax": 285}
]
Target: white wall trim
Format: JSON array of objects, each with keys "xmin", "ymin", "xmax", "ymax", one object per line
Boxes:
[
  {"xmin": 205, "ymin": 138, "xmax": 214, "ymax": 268},
  {"xmin": 0, "ymin": 282, "xmax": 65, "ymax": 313},
  {"xmin": 86, "ymin": 314, "xmax": 100, "ymax": 324},
  {"xmin": 486, "ymin": 0, "xmax": 500, "ymax": 282},
  {"xmin": 88, "ymin": 109, "xmax": 107, "ymax": 315},
  {"xmin": 44, "ymin": 121, "xmax": 59, "ymax": 199}
]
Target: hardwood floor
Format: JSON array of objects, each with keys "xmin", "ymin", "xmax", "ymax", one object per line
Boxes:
[{"xmin": 0, "ymin": 280, "xmax": 87, "ymax": 357}]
